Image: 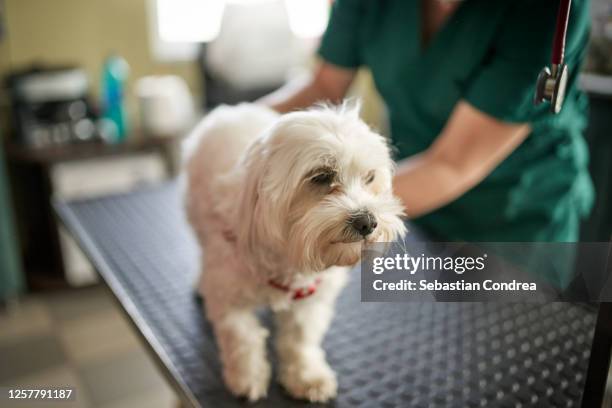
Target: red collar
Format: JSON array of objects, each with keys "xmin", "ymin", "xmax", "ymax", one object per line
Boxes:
[
  {"xmin": 224, "ymin": 230, "xmax": 321, "ymax": 300},
  {"xmin": 268, "ymin": 278, "xmax": 322, "ymax": 300}
]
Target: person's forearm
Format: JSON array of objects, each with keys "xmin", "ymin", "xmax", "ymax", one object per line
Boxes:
[
  {"xmin": 393, "ymin": 102, "xmax": 531, "ymax": 218},
  {"xmin": 258, "ymin": 62, "xmax": 356, "ymax": 113},
  {"xmin": 257, "ymin": 76, "xmax": 331, "ymax": 113},
  {"xmin": 393, "ymin": 151, "xmax": 486, "ymax": 218}
]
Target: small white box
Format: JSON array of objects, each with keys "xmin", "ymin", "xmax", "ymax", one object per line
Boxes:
[{"xmin": 51, "ymin": 153, "xmax": 167, "ymax": 286}]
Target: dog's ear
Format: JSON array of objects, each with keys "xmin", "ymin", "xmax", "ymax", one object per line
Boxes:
[
  {"xmin": 234, "ymin": 138, "xmax": 264, "ymax": 250},
  {"xmin": 234, "ymin": 138, "xmax": 283, "ymax": 271}
]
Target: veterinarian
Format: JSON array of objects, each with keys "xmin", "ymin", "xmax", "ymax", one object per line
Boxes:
[{"xmin": 260, "ymin": 0, "xmax": 593, "ymax": 246}]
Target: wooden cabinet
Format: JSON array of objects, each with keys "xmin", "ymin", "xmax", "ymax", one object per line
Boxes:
[{"xmin": 5, "ymin": 136, "xmax": 177, "ymax": 290}]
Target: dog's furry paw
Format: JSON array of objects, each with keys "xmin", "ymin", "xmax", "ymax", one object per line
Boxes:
[
  {"xmin": 280, "ymin": 360, "xmax": 338, "ymax": 403},
  {"xmin": 223, "ymin": 360, "xmax": 271, "ymax": 402}
]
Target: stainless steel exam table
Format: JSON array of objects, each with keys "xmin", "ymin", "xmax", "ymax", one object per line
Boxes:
[{"xmin": 54, "ymin": 181, "xmax": 607, "ymax": 408}]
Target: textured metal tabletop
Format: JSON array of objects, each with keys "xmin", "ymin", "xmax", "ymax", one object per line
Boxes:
[{"xmin": 54, "ymin": 182, "xmax": 597, "ymax": 408}]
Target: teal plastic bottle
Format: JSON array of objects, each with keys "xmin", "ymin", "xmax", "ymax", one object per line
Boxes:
[{"xmin": 101, "ymin": 55, "xmax": 129, "ymax": 143}]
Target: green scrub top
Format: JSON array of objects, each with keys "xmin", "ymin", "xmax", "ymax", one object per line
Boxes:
[{"xmin": 318, "ymin": 0, "xmax": 594, "ymax": 243}]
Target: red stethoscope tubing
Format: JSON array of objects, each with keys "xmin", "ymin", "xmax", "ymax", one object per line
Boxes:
[{"xmin": 551, "ymin": 0, "xmax": 572, "ymax": 66}]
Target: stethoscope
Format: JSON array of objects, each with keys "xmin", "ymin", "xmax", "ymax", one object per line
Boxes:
[{"xmin": 534, "ymin": 0, "xmax": 572, "ymax": 114}]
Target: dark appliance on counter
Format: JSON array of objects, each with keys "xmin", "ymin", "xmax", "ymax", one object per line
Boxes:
[{"xmin": 6, "ymin": 66, "xmax": 101, "ymax": 147}]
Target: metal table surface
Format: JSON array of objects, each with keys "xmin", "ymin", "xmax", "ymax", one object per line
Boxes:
[{"xmin": 54, "ymin": 181, "xmax": 597, "ymax": 408}]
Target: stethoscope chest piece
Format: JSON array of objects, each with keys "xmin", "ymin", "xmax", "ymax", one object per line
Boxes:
[
  {"xmin": 534, "ymin": 63, "xmax": 569, "ymax": 114},
  {"xmin": 533, "ymin": 0, "xmax": 572, "ymax": 115}
]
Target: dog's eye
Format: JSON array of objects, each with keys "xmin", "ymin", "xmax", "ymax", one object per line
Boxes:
[
  {"xmin": 365, "ymin": 170, "xmax": 375, "ymax": 185},
  {"xmin": 311, "ymin": 172, "xmax": 335, "ymax": 185}
]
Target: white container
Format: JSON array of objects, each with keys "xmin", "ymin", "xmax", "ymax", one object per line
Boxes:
[{"xmin": 136, "ymin": 75, "xmax": 195, "ymax": 137}]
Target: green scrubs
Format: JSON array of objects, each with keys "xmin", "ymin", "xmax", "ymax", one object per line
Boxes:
[{"xmin": 319, "ymin": 0, "xmax": 594, "ymax": 243}]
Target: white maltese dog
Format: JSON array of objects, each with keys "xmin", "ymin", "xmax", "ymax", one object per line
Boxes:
[{"xmin": 182, "ymin": 102, "xmax": 405, "ymax": 402}]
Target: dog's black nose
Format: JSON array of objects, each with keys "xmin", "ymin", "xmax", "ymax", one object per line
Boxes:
[{"xmin": 350, "ymin": 212, "xmax": 377, "ymax": 237}]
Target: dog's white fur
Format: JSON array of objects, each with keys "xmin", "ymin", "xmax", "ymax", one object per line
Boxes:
[{"xmin": 182, "ymin": 102, "xmax": 405, "ymax": 402}]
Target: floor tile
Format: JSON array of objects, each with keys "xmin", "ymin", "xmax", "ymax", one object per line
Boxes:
[
  {"xmin": 76, "ymin": 347, "xmax": 169, "ymax": 406},
  {"xmin": 0, "ymin": 334, "xmax": 67, "ymax": 383},
  {"xmin": 0, "ymin": 298, "xmax": 53, "ymax": 345},
  {"xmin": 58, "ymin": 308, "xmax": 140, "ymax": 364},
  {"xmin": 44, "ymin": 286, "xmax": 115, "ymax": 324},
  {"xmin": 97, "ymin": 383, "xmax": 177, "ymax": 408},
  {"xmin": 1, "ymin": 285, "xmax": 176, "ymax": 407}
]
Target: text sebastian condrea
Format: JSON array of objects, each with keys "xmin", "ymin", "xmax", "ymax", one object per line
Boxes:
[{"xmin": 373, "ymin": 280, "xmax": 537, "ymax": 291}]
